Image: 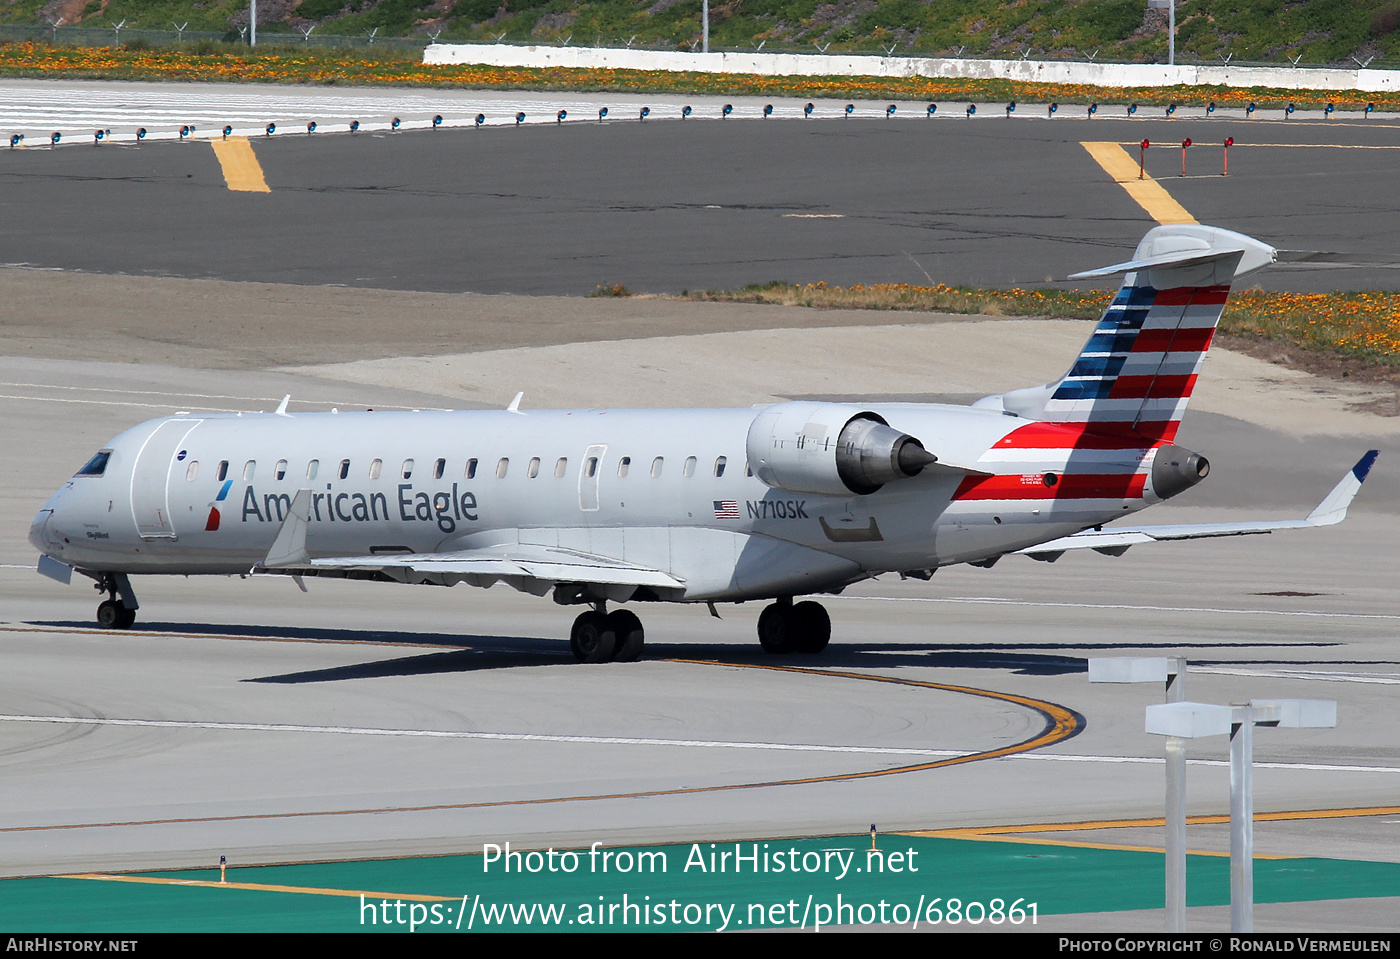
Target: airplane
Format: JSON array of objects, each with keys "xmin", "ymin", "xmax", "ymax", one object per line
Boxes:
[{"xmin": 29, "ymin": 223, "xmax": 1377, "ymax": 663}]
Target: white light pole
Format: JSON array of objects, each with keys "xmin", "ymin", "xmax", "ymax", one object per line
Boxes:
[
  {"xmin": 1090, "ymin": 657, "xmax": 1188, "ymax": 928},
  {"xmin": 1228, "ymin": 700, "xmax": 1336, "ymax": 932},
  {"xmin": 702, "ymin": 0, "xmax": 709, "ymax": 54},
  {"xmin": 250, "ymin": 0, "xmax": 257, "ymax": 47},
  {"xmin": 1147, "ymin": 0, "xmax": 1175, "ymax": 65}
]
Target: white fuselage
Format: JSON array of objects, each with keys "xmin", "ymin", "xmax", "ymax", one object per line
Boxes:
[{"xmin": 31, "ymin": 403, "xmax": 1164, "ymax": 603}]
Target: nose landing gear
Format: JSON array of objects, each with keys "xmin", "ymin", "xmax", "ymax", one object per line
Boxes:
[{"xmin": 93, "ymin": 573, "xmax": 138, "ymax": 629}]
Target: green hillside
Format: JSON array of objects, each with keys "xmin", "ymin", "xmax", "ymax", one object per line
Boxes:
[{"xmin": 7, "ymin": 0, "xmax": 1399, "ymax": 65}]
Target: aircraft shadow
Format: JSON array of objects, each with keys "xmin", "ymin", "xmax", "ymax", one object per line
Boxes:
[{"xmin": 234, "ymin": 634, "xmax": 1345, "ymax": 685}]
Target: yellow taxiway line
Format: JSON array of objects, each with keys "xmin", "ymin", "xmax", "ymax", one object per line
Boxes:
[
  {"xmin": 209, "ymin": 137, "xmax": 270, "ymax": 193},
  {"xmin": 62, "ymin": 872, "xmax": 458, "ymax": 902},
  {"xmin": 907, "ymin": 805, "xmax": 1400, "ymax": 858},
  {"xmin": 1081, "ymin": 141, "xmax": 1196, "ymax": 226}
]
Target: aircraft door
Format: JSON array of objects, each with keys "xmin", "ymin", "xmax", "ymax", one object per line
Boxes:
[
  {"xmin": 130, "ymin": 419, "xmax": 203, "ymax": 540},
  {"xmin": 578, "ymin": 444, "xmax": 606, "ymax": 512}
]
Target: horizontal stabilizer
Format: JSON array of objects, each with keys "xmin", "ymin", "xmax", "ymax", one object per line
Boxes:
[
  {"xmin": 1016, "ymin": 451, "xmax": 1377, "ymax": 559},
  {"xmin": 1069, "ymin": 224, "xmax": 1277, "ymax": 281},
  {"xmin": 1068, "ymin": 249, "xmax": 1245, "ymax": 280}
]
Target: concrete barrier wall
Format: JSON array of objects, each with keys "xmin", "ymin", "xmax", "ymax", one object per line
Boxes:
[{"xmin": 423, "ymin": 43, "xmax": 1398, "ymax": 94}]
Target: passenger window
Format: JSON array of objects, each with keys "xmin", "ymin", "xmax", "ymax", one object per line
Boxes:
[
  {"xmin": 243, "ymin": 460, "xmax": 256, "ymax": 481},
  {"xmin": 402, "ymin": 459, "xmax": 414, "ymax": 480},
  {"xmin": 185, "ymin": 461, "xmax": 199, "ymax": 482},
  {"xmin": 528, "ymin": 457, "xmax": 541, "ymax": 478},
  {"xmin": 585, "ymin": 456, "xmax": 598, "ymax": 478},
  {"xmin": 496, "ymin": 457, "xmax": 509, "ymax": 479},
  {"xmin": 339, "ymin": 459, "xmax": 350, "ymax": 480},
  {"xmin": 714, "ymin": 456, "xmax": 727, "ymax": 478},
  {"xmin": 434, "ymin": 458, "xmax": 446, "ymax": 480},
  {"xmin": 217, "ymin": 460, "xmax": 229, "ymax": 482},
  {"xmin": 651, "ymin": 456, "xmax": 664, "ymax": 478},
  {"xmin": 555, "ymin": 457, "xmax": 568, "ymax": 478},
  {"xmin": 275, "ymin": 459, "xmax": 287, "ymax": 481},
  {"xmin": 746, "ymin": 462, "xmax": 753, "ymax": 477},
  {"xmin": 684, "ymin": 456, "xmax": 697, "ymax": 478},
  {"xmin": 466, "ymin": 458, "xmax": 478, "ymax": 480},
  {"xmin": 306, "ymin": 459, "xmax": 319, "ymax": 481},
  {"xmin": 618, "ymin": 456, "xmax": 631, "ymax": 478},
  {"xmin": 369, "ymin": 459, "xmax": 382, "ymax": 480}
]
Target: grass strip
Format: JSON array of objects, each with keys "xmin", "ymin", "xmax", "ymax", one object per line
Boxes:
[{"xmin": 676, "ymin": 282, "xmax": 1400, "ymax": 369}]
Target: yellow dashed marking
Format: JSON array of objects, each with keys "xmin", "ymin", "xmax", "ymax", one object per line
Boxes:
[
  {"xmin": 1081, "ymin": 141, "xmax": 1196, "ymax": 226},
  {"xmin": 62, "ymin": 873, "xmax": 457, "ymax": 902},
  {"xmin": 906, "ymin": 805, "xmax": 1400, "ymax": 858},
  {"xmin": 209, "ymin": 137, "xmax": 270, "ymax": 193}
]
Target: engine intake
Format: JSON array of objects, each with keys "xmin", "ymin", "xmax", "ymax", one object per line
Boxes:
[{"xmin": 746, "ymin": 402, "xmax": 937, "ymax": 496}]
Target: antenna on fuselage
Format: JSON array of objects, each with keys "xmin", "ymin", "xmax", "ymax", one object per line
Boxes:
[
  {"xmin": 275, "ymin": 394, "xmax": 291, "ymax": 416},
  {"xmin": 506, "ymin": 391, "xmax": 525, "ymax": 413}
]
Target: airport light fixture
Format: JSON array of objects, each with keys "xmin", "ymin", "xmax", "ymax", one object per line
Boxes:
[
  {"xmin": 1225, "ymin": 699, "xmax": 1336, "ymax": 932},
  {"xmin": 1144, "ymin": 700, "xmax": 1230, "ymax": 932},
  {"xmin": 1090, "ymin": 657, "xmax": 1187, "ymax": 929}
]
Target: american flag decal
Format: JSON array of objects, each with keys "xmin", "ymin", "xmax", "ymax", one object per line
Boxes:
[{"xmin": 714, "ymin": 500, "xmax": 740, "ymax": 519}]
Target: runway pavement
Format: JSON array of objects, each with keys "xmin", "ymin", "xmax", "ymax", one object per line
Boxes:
[{"xmin": 0, "ymin": 79, "xmax": 1397, "ymax": 932}]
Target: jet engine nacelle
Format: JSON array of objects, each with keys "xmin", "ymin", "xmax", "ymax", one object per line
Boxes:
[{"xmin": 745, "ymin": 401, "xmax": 938, "ymax": 496}]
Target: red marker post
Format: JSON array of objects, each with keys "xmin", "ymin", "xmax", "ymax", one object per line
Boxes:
[
  {"xmin": 1180, "ymin": 138, "xmax": 1192, "ymax": 177},
  {"xmin": 1223, "ymin": 136, "xmax": 1234, "ymax": 176},
  {"xmin": 1139, "ymin": 139, "xmax": 1150, "ymax": 179}
]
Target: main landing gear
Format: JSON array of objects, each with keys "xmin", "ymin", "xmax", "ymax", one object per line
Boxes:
[
  {"xmin": 94, "ymin": 572, "xmax": 137, "ymax": 630},
  {"xmin": 569, "ymin": 604, "xmax": 645, "ymax": 664},
  {"xmin": 757, "ymin": 597, "xmax": 830, "ymax": 654}
]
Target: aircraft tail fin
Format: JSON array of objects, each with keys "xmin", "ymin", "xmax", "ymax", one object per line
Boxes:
[{"xmin": 980, "ymin": 225, "xmax": 1276, "ymax": 443}]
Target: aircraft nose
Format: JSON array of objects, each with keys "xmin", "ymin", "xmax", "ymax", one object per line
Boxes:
[
  {"xmin": 29, "ymin": 509, "xmax": 54, "ymax": 553},
  {"xmin": 30, "ymin": 487, "xmax": 69, "ymax": 555}
]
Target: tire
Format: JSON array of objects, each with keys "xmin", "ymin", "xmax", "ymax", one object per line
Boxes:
[
  {"xmin": 757, "ymin": 603, "xmax": 795, "ymax": 654},
  {"xmin": 114, "ymin": 605, "xmax": 137, "ymax": 629},
  {"xmin": 608, "ymin": 609, "xmax": 645, "ymax": 662},
  {"xmin": 792, "ymin": 601, "xmax": 830, "ymax": 654},
  {"xmin": 97, "ymin": 600, "xmax": 125, "ymax": 629},
  {"xmin": 570, "ymin": 611, "xmax": 617, "ymax": 663}
]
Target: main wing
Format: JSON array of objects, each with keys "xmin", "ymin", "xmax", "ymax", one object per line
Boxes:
[
  {"xmin": 253, "ymin": 489, "xmax": 682, "ymax": 590},
  {"xmin": 1016, "ymin": 450, "xmax": 1378, "ymax": 561}
]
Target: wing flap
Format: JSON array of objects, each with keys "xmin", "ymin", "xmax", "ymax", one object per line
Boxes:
[{"xmin": 256, "ymin": 541, "xmax": 684, "ymax": 589}]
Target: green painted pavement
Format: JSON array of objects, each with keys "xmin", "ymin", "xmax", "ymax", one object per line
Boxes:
[{"xmin": 4, "ymin": 836, "xmax": 1400, "ymax": 932}]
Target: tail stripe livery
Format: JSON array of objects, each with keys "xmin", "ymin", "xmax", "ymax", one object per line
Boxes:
[
  {"xmin": 956, "ymin": 225, "xmax": 1278, "ymax": 506},
  {"xmin": 1037, "ymin": 282, "xmax": 1233, "ymax": 441}
]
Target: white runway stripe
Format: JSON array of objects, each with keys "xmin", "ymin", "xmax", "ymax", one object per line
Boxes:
[
  {"xmin": 0, "ymin": 713, "xmax": 969, "ymax": 757},
  {"xmin": 1, "ymin": 713, "xmax": 1396, "ymax": 774},
  {"xmin": 1193, "ymin": 665, "xmax": 1400, "ymax": 685}
]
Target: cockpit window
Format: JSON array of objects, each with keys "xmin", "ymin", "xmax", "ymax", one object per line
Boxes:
[{"xmin": 75, "ymin": 450, "xmax": 111, "ymax": 477}]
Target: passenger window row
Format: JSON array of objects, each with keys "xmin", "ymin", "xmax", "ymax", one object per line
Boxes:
[{"xmin": 195, "ymin": 455, "xmax": 741, "ymax": 483}]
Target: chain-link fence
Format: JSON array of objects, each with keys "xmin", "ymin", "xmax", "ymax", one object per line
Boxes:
[
  {"xmin": 0, "ymin": 23, "xmax": 432, "ymax": 52},
  {"xmin": 0, "ymin": 23, "xmax": 1395, "ymax": 70}
]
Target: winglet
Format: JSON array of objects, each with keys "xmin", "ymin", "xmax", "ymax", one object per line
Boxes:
[
  {"xmin": 261, "ymin": 489, "xmax": 312, "ymax": 567},
  {"xmin": 1304, "ymin": 450, "xmax": 1379, "ymax": 527}
]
